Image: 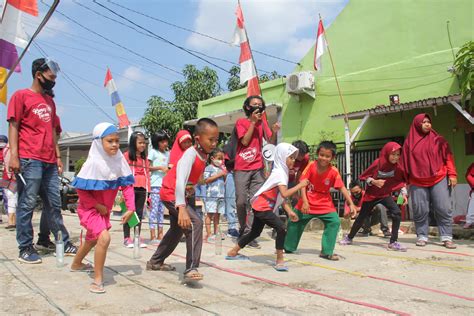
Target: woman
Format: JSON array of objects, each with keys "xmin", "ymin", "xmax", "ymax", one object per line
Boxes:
[{"xmin": 402, "ymin": 113, "xmax": 457, "ymax": 249}]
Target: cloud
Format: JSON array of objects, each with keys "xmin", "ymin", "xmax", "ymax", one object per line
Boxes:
[
  {"xmin": 115, "ymin": 66, "xmax": 158, "ymax": 92},
  {"xmin": 285, "ymin": 37, "xmax": 315, "ymax": 59},
  {"xmin": 22, "ymin": 15, "xmax": 71, "ymax": 40}
]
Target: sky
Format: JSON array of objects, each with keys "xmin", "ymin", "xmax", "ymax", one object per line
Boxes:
[{"xmin": 1, "ymin": 0, "xmax": 348, "ymax": 136}]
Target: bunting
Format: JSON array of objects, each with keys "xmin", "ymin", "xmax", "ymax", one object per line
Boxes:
[{"xmin": 104, "ymin": 68, "xmax": 130, "ymax": 128}]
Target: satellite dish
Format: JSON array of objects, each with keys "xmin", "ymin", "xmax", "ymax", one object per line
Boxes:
[{"xmin": 262, "ymin": 144, "xmax": 275, "ymax": 161}]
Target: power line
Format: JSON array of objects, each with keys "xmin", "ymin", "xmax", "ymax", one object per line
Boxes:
[
  {"xmin": 40, "ymin": 1, "xmax": 184, "ymax": 77},
  {"xmin": 106, "ymin": 0, "xmax": 300, "ymax": 66},
  {"xmin": 92, "ymin": 0, "xmax": 232, "ymax": 74}
]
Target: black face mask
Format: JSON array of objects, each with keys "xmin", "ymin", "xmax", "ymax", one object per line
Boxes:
[
  {"xmin": 39, "ymin": 74, "xmax": 56, "ymax": 91},
  {"xmin": 353, "ymin": 193, "xmax": 362, "ymax": 199}
]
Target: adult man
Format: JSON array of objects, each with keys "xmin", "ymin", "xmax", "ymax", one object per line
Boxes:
[
  {"xmin": 8, "ymin": 58, "xmax": 77, "ymax": 264},
  {"xmin": 234, "ymin": 95, "xmax": 279, "ymax": 248}
]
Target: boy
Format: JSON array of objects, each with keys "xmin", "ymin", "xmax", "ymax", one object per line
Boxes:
[
  {"xmin": 284, "ymin": 141, "xmax": 357, "ymax": 260},
  {"xmin": 147, "ymin": 118, "xmax": 219, "ymax": 282}
]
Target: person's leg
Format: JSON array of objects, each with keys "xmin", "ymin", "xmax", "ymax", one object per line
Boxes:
[
  {"xmin": 466, "ymin": 192, "xmax": 474, "ymax": 226},
  {"xmin": 375, "ymin": 204, "xmax": 390, "ymax": 234},
  {"xmin": 204, "ymin": 212, "xmax": 212, "ymax": 239},
  {"xmin": 347, "ymin": 200, "xmax": 378, "ymax": 240},
  {"xmin": 213, "ymin": 213, "xmax": 220, "ymax": 235},
  {"xmin": 284, "ymin": 209, "xmax": 312, "ymax": 252},
  {"xmin": 234, "ymin": 170, "xmax": 252, "ymax": 236},
  {"xmin": 37, "ymin": 206, "xmax": 51, "ymax": 244},
  {"xmin": 247, "ymin": 169, "xmax": 266, "ymax": 233},
  {"xmin": 184, "ymin": 199, "xmax": 203, "ymax": 273},
  {"xmin": 318, "ymin": 212, "xmax": 340, "ymax": 256},
  {"xmin": 360, "ymin": 213, "xmax": 372, "ymax": 234},
  {"xmin": 134, "ymin": 188, "xmax": 146, "ymax": 236},
  {"xmin": 149, "ymin": 187, "xmax": 159, "ymax": 240},
  {"xmin": 236, "ymin": 212, "xmax": 265, "ymax": 249},
  {"xmin": 409, "ymin": 185, "xmax": 430, "ymax": 243},
  {"xmin": 224, "ymin": 172, "xmax": 238, "ymax": 231},
  {"xmin": 430, "ymin": 179, "xmax": 453, "ymax": 243},
  {"xmin": 156, "ymin": 187, "xmax": 164, "ymax": 240},
  {"xmin": 93, "ymin": 230, "xmax": 111, "ymax": 286},
  {"xmin": 16, "ymin": 159, "xmax": 43, "ymax": 251},
  {"xmin": 6, "ymin": 190, "xmax": 17, "ymax": 227},
  {"xmin": 71, "ymin": 238, "xmax": 97, "ymax": 270},
  {"xmin": 148, "ymin": 201, "xmax": 183, "ymax": 265},
  {"xmin": 380, "ymin": 197, "xmax": 402, "ymax": 244}
]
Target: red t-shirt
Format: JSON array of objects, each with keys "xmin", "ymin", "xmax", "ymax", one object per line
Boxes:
[
  {"xmin": 234, "ymin": 118, "xmax": 269, "ymax": 171},
  {"xmin": 252, "ymin": 187, "xmax": 279, "ymax": 212},
  {"xmin": 7, "ymin": 89, "xmax": 58, "ymax": 163},
  {"xmin": 296, "ymin": 162, "xmax": 344, "ymax": 214},
  {"xmin": 124, "ymin": 151, "xmax": 150, "ymax": 190},
  {"xmin": 289, "ymin": 153, "xmax": 310, "ymax": 183}
]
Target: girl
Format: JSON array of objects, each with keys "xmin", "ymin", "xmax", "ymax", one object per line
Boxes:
[
  {"xmin": 203, "ymin": 148, "xmax": 227, "ymax": 242},
  {"xmin": 401, "ymin": 113, "xmax": 457, "ymax": 248},
  {"xmin": 168, "ymin": 130, "xmax": 193, "ymax": 169},
  {"xmin": 340, "ymin": 142, "xmax": 408, "ymax": 251},
  {"xmin": 123, "ymin": 132, "xmax": 150, "ymax": 248},
  {"xmin": 71, "ymin": 122, "xmax": 135, "ymax": 294},
  {"xmin": 464, "ymin": 163, "xmax": 474, "ymax": 229},
  {"xmin": 148, "ymin": 131, "xmax": 170, "ymax": 243},
  {"xmin": 226, "ymin": 143, "xmax": 309, "ymax": 271}
]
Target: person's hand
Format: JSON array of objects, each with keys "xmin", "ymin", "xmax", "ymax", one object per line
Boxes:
[
  {"xmin": 448, "ymin": 177, "xmax": 457, "ymax": 187},
  {"xmin": 9, "ymin": 155, "xmax": 20, "ymax": 174},
  {"xmin": 272, "ymin": 122, "xmax": 281, "ymax": 133},
  {"xmin": 349, "ymin": 204, "xmax": 358, "ymax": 218},
  {"xmin": 178, "ymin": 206, "xmax": 191, "ymax": 229},
  {"xmin": 372, "ymin": 179, "xmax": 386, "ymax": 188},
  {"xmin": 219, "ymin": 170, "xmax": 227, "ymax": 177},
  {"xmin": 298, "ymin": 179, "xmax": 310, "ymax": 189},
  {"xmin": 402, "ymin": 194, "xmax": 408, "ymax": 206},
  {"xmin": 302, "ymin": 201, "xmax": 310, "ymax": 214},
  {"xmin": 95, "ymin": 203, "xmax": 108, "ymax": 215},
  {"xmin": 57, "ymin": 158, "xmax": 64, "ymax": 175},
  {"xmin": 121, "ymin": 210, "xmax": 134, "ymax": 224},
  {"xmin": 288, "ymin": 211, "xmax": 299, "ymax": 222},
  {"xmin": 250, "ymin": 108, "xmax": 262, "ymax": 123}
]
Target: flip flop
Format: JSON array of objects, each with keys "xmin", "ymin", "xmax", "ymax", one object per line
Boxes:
[
  {"xmin": 415, "ymin": 240, "xmax": 427, "ymax": 247},
  {"xmin": 70, "ymin": 263, "xmax": 94, "ymax": 272},
  {"xmin": 319, "ymin": 254, "xmax": 340, "ymax": 261},
  {"xmin": 225, "ymin": 254, "xmax": 249, "ymax": 261},
  {"xmin": 183, "ymin": 270, "xmax": 203, "ymax": 282},
  {"xmin": 89, "ymin": 282, "xmax": 105, "ymax": 294},
  {"xmin": 146, "ymin": 261, "xmax": 176, "ymax": 271},
  {"xmin": 273, "ymin": 263, "xmax": 289, "ymax": 272}
]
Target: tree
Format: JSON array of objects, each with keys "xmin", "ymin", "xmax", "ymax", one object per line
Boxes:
[
  {"xmin": 227, "ymin": 65, "xmax": 282, "ymax": 92},
  {"xmin": 141, "ymin": 65, "xmax": 220, "ymax": 138},
  {"xmin": 454, "ymin": 41, "xmax": 473, "ymax": 110}
]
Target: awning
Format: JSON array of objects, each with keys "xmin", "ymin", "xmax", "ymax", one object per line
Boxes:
[
  {"xmin": 330, "ymin": 94, "xmax": 462, "ymax": 121},
  {"xmin": 184, "ymin": 103, "xmax": 282, "ymax": 133}
]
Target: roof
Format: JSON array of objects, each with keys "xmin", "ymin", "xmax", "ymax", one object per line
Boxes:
[
  {"xmin": 59, "ymin": 124, "xmax": 144, "ymax": 147},
  {"xmin": 330, "ymin": 94, "xmax": 461, "ymax": 120}
]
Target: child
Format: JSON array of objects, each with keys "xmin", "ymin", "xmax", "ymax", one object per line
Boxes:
[
  {"xmin": 148, "ymin": 131, "xmax": 170, "ymax": 243},
  {"xmin": 464, "ymin": 163, "xmax": 474, "ymax": 229},
  {"xmin": 168, "ymin": 130, "xmax": 193, "ymax": 169},
  {"xmin": 2, "ymin": 144, "xmax": 17, "ymax": 230},
  {"xmin": 147, "ymin": 118, "xmax": 219, "ymax": 282},
  {"xmin": 203, "ymin": 148, "xmax": 227, "ymax": 242},
  {"xmin": 340, "ymin": 142, "xmax": 408, "ymax": 251},
  {"xmin": 284, "ymin": 141, "xmax": 356, "ymax": 260},
  {"xmin": 71, "ymin": 122, "xmax": 135, "ymax": 294},
  {"xmin": 123, "ymin": 132, "xmax": 150, "ymax": 248},
  {"xmin": 227, "ymin": 143, "xmax": 309, "ymax": 271}
]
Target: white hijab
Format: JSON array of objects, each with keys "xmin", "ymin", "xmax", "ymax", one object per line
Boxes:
[
  {"xmin": 251, "ymin": 143, "xmax": 298, "ymax": 212},
  {"xmin": 72, "ymin": 122, "xmax": 134, "ymax": 190}
]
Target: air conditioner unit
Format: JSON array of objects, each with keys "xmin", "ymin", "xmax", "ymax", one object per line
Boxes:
[{"xmin": 286, "ymin": 71, "xmax": 315, "ymax": 98}]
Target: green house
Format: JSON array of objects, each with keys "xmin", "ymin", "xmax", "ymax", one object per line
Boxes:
[{"xmin": 190, "ymin": 0, "xmax": 473, "ymax": 215}]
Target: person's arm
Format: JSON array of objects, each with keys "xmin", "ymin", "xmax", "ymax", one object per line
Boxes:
[
  {"xmin": 339, "ymin": 186, "xmax": 357, "ymax": 217},
  {"xmin": 121, "ymin": 185, "xmax": 136, "ymax": 223},
  {"xmin": 175, "ymin": 149, "xmax": 197, "ymax": 229},
  {"xmin": 446, "ymin": 153, "xmax": 457, "ymax": 187},
  {"xmin": 77, "ymin": 189, "xmax": 107, "ymax": 214},
  {"xmin": 466, "ymin": 164, "xmax": 474, "ymax": 188},
  {"xmin": 278, "ymin": 179, "xmax": 309, "ymax": 199},
  {"xmin": 8, "ymin": 121, "xmax": 20, "ymax": 173},
  {"xmin": 300, "ymin": 185, "xmax": 310, "ymax": 214},
  {"xmin": 282, "ymin": 200, "xmax": 298, "ymax": 222},
  {"xmin": 204, "ymin": 170, "xmax": 226, "ymax": 184},
  {"xmin": 53, "ymin": 131, "xmax": 63, "ymax": 174},
  {"xmin": 269, "ymin": 122, "xmax": 280, "ymax": 145},
  {"xmin": 239, "ymin": 111, "xmax": 261, "ymax": 146}
]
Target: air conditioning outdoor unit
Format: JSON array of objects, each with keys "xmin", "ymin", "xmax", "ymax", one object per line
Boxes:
[{"xmin": 286, "ymin": 71, "xmax": 315, "ymax": 98}]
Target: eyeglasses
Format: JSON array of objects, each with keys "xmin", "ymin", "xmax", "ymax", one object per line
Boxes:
[{"xmin": 40, "ymin": 57, "xmax": 60, "ymax": 75}]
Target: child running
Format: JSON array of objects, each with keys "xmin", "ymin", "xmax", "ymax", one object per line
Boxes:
[
  {"xmin": 227, "ymin": 143, "xmax": 309, "ymax": 271},
  {"xmin": 203, "ymin": 148, "xmax": 227, "ymax": 242},
  {"xmin": 71, "ymin": 122, "xmax": 136, "ymax": 294},
  {"xmin": 123, "ymin": 132, "xmax": 150, "ymax": 248},
  {"xmin": 147, "ymin": 118, "xmax": 219, "ymax": 282},
  {"xmin": 339, "ymin": 142, "xmax": 408, "ymax": 251},
  {"xmin": 284, "ymin": 141, "xmax": 356, "ymax": 260},
  {"xmin": 148, "ymin": 131, "xmax": 170, "ymax": 243}
]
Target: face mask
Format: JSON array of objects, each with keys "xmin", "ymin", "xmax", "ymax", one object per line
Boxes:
[
  {"xmin": 353, "ymin": 193, "xmax": 362, "ymax": 199},
  {"xmin": 213, "ymin": 159, "xmax": 223, "ymax": 167},
  {"xmin": 39, "ymin": 73, "xmax": 56, "ymax": 91}
]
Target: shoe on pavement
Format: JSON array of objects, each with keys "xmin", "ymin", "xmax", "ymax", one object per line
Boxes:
[
  {"xmin": 64, "ymin": 243, "xmax": 78, "ymax": 256},
  {"xmin": 226, "ymin": 229, "xmax": 239, "ymax": 238},
  {"xmin": 339, "ymin": 235, "xmax": 353, "ymax": 245},
  {"xmin": 35, "ymin": 240, "xmax": 55, "ymax": 251},
  {"xmin": 387, "ymin": 242, "xmax": 407, "ymax": 252},
  {"xmin": 247, "ymin": 240, "xmax": 261, "ymax": 249},
  {"xmin": 383, "ymin": 230, "xmax": 392, "ymax": 238},
  {"xmin": 124, "ymin": 237, "xmax": 134, "ymax": 248},
  {"xmin": 18, "ymin": 246, "xmax": 42, "ymax": 264}
]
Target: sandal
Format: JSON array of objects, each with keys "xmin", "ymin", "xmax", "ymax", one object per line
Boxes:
[
  {"xmin": 146, "ymin": 261, "xmax": 176, "ymax": 271},
  {"xmin": 70, "ymin": 263, "xmax": 94, "ymax": 272},
  {"xmin": 89, "ymin": 282, "xmax": 105, "ymax": 294},
  {"xmin": 319, "ymin": 253, "xmax": 340, "ymax": 261},
  {"xmin": 415, "ymin": 240, "xmax": 427, "ymax": 247},
  {"xmin": 443, "ymin": 241, "xmax": 457, "ymax": 249},
  {"xmin": 273, "ymin": 263, "xmax": 289, "ymax": 272},
  {"xmin": 183, "ymin": 269, "xmax": 203, "ymax": 282}
]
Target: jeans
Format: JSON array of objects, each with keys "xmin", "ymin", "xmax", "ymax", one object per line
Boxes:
[
  {"xmin": 224, "ymin": 172, "xmax": 238, "ymax": 230},
  {"xmin": 16, "ymin": 159, "xmax": 70, "ymax": 251}
]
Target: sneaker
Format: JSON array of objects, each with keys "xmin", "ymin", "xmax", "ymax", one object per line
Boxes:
[
  {"xmin": 383, "ymin": 230, "xmax": 392, "ymax": 238},
  {"xmin": 139, "ymin": 238, "xmax": 147, "ymax": 248},
  {"xmin": 339, "ymin": 235, "xmax": 353, "ymax": 245},
  {"xmin": 387, "ymin": 242, "xmax": 407, "ymax": 252},
  {"xmin": 247, "ymin": 240, "xmax": 261, "ymax": 249},
  {"xmin": 18, "ymin": 246, "xmax": 42, "ymax": 264},
  {"xmin": 357, "ymin": 229, "xmax": 370, "ymax": 237},
  {"xmin": 35, "ymin": 240, "xmax": 55, "ymax": 251},
  {"xmin": 226, "ymin": 229, "xmax": 239, "ymax": 238},
  {"xmin": 124, "ymin": 237, "xmax": 134, "ymax": 248},
  {"xmin": 64, "ymin": 243, "xmax": 78, "ymax": 256},
  {"xmin": 150, "ymin": 239, "xmax": 161, "ymax": 245},
  {"xmin": 207, "ymin": 235, "xmax": 216, "ymax": 243}
]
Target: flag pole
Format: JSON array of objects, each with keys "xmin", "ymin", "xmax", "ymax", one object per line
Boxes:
[
  {"xmin": 0, "ymin": 0, "xmax": 61, "ymax": 90},
  {"xmin": 319, "ymin": 14, "xmax": 352, "ymax": 186}
]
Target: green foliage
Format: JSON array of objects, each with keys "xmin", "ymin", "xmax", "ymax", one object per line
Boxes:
[
  {"xmin": 140, "ymin": 96, "xmax": 184, "ymax": 139},
  {"xmin": 74, "ymin": 157, "xmax": 87, "ymax": 175},
  {"xmin": 454, "ymin": 41, "xmax": 473, "ymax": 109}
]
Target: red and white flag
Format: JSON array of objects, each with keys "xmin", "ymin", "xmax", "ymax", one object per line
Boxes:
[
  {"xmin": 313, "ymin": 19, "xmax": 327, "ymax": 71},
  {"xmin": 232, "ymin": 3, "xmax": 260, "ymax": 97}
]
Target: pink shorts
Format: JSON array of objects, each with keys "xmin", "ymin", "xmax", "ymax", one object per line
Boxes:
[{"xmin": 77, "ymin": 207, "xmax": 112, "ymax": 241}]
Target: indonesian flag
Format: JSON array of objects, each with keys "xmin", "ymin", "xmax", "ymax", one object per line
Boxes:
[
  {"xmin": 104, "ymin": 68, "xmax": 130, "ymax": 128},
  {"xmin": 232, "ymin": 3, "xmax": 260, "ymax": 97},
  {"xmin": 313, "ymin": 19, "xmax": 327, "ymax": 71},
  {"xmin": 6, "ymin": 0, "xmax": 38, "ymax": 16}
]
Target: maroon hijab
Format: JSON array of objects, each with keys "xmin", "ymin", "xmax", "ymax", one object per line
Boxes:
[
  {"xmin": 360, "ymin": 142, "xmax": 401, "ymax": 180},
  {"xmin": 169, "ymin": 130, "xmax": 192, "ymax": 166},
  {"xmin": 401, "ymin": 113, "xmax": 450, "ymax": 179}
]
